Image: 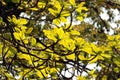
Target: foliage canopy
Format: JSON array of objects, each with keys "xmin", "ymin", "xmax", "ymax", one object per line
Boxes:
[{"xmin": 0, "ymin": 0, "xmax": 120, "ymax": 80}]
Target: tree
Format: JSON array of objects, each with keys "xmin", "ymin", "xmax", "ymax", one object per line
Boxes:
[{"xmin": 0, "ymin": 0, "xmax": 120, "ymax": 80}]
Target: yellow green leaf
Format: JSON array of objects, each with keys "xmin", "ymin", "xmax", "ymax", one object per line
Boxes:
[
  {"xmin": 76, "ymin": 2, "xmax": 88, "ymax": 13},
  {"xmin": 118, "ymin": 78, "xmax": 120, "ymax": 80},
  {"xmin": 114, "ymin": 60, "xmax": 120, "ymax": 67},
  {"xmin": 38, "ymin": 2, "xmax": 46, "ymax": 8},
  {"xmin": 89, "ymin": 55, "xmax": 104, "ymax": 63},
  {"xmin": 60, "ymin": 17, "xmax": 67, "ymax": 22},
  {"xmin": 19, "ymin": 69, "xmax": 30, "ymax": 80},
  {"xmin": 17, "ymin": 18, "xmax": 27, "ymax": 25},
  {"xmin": 26, "ymin": 27, "xmax": 33, "ymax": 34},
  {"xmin": 20, "ymin": 26, "xmax": 27, "ymax": 32},
  {"xmin": 18, "ymin": 52, "xmax": 33, "ymax": 65},
  {"xmin": 54, "ymin": 1, "xmax": 61, "ymax": 10},
  {"xmin": 36, "ymin": 69, "xmax": 44, "ymax": 78},
  {"xmin": 47, "ymin": 67, "xmax": 57, "ymax": 74},
  {"xmin": 36, "ymin": 69, "xmax": 48, "ymax": 78},
  {"xmin": 78, "ymin": 2, "xmax": 86, "ymax": 8},
  {"xmin": 114, "ymin": 67, "xmax": 120, "ymax": 73},
  {"xmin": 59, "ymin": 39, "xmax": 75, "ymax": 51},
  {"xmin": 48, "ymin": 8, "xmax": 57, "ymax": 16},
  {"xmin": 29, "ymin": 8, "xmax": 38, "ymax": 11},
  {"xmin": 66, "ymin": 53, "xmax": 75, "ymax": 60},
  {"xmin": 53, "ymin": 19, "xmax": 60, "ymax": 25},
  {"xmin": 70, "ymin": 30, "xmax": 80, "ymax": 35},
  {"xmin": 77, "ymin": 76, "xmax": 86, "ymax": 80},
  {"xmin": 0, "ymin": 44, "xmax": 3, "ymax": 55},
  {"xmin": 14, "ymin": 27, "xmax": 20, "ymax": 32},
  {"xmin": 21, "ymin": 32, "xmax": 25, "ymax": 39},
  {"xmin": 102, "ymin": 75, "xmax": 107, "ymax": 80},
  {"xmin": 43, "ymin": 29, "xmax": 57, "ymax": 42},
  {"xmin": 54, "ymin": 27, "xmax": 64, "ymax": 39},
  {"xmin": 23, "ymin": 39, "xmax": 28, "ymax": 44},
  {"xmin": 82, "ymin": 44, "xmax": 94, "ymax": 55},
  {"xmin": 12, "ymin": 0, "xmax": 20, "ymax": 3},
  {"xmin": 31, "ymin": 37, "xmax": 36, "ymax": 46},
  {"xmin": 89, "ymin": 69, "xmax": 95, "ymax": 75},
  {"xmin": 69, "ymin": 0, "xmax": 76, "ymax": 5},
  {"xmin": 0, "ymin": 68, "xmax": 15, "ymax": 79},
  {"xmin": 61, "ymin": 11, "xmax": 70, "ymax": 17},
  {"xmin": 100, "ymin": 53, "xmax": 111, "ymax": 58},
  {"xmin": 75, "ymin": 38, "xmax": 85, "ymax": 46},
  {"xmin": 91, "ymin": 43, "xmax": 100, "ymax": 53},
  {"xmin": 77, "ymin": 16, "xmax": 84, "ymax": 21},
  {"xmin": 13, "ymin": 32, "xmax": 21, "ymax": 40},
  {"xmin": 78, "ymin": 55, "xmax": 87, "ymax": 60},
  {"xmin": 36, "ymin": 43, "xmax": 45, "ymax": 49}
]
